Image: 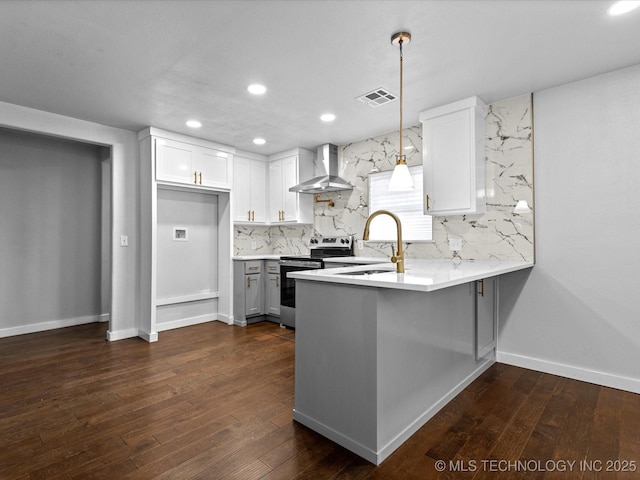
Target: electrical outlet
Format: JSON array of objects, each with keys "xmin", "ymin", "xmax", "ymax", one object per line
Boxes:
[
  {"xmin": 120, "ymin": 235, "xmax": 128, "ymax": 247},
  {"xmin": 358, "ymin": 239, "xmax": 364, "ymax": 250},
  {"xmin": 251, "ymin": 241, "xmax": 257, "ymax": 250},
  {"xmin": 449, "ymin": 238, "xmax": 462, "ymax": 251}
]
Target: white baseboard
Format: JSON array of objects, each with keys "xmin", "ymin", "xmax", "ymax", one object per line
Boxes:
[
  {"xmin": 0, "ymin": 315, "xmax": 99, "ymax": 338},
  {"xmin": 99, "ymin": 313, "xmax": 110, "ymax": 322},
  {"xmin": 156, "ymin": 313, "xmax": 217, "ymax": 333},
  {"xmin": 216, "ymin": 313, "xmax": 234, "ymax": 325},
  {"xmin": 107, "ymin": 328, "xmax": 139, "ymax": 341},
  {"xmin": 497, "ymin": 351, "xmax": 640, "ymax": 394},
  {"xmin": 136, "ymin": 329, "xmax": 158, "ymax": 343}
]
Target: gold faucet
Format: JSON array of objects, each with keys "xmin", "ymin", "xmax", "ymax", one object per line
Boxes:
[{"xmin": 362, "ymin": 210, "xmax": 405, "ymax": 273}]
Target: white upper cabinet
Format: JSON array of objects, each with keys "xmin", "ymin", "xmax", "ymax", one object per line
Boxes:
[
  {"xmin": 233, "ymin": 155, "xmax": 266, "ymax": 224},
  {"xmin": 267, "ymin": 148, "xmax": 314, "ymax": 224},
  {"xmin": 154, "ymin": 135, "xmax": 233, "ymax": 190},
  {"xmin": 155, "ymin": 139, "xmax": 194, "ymax": 184},
  {"xmin": 198, "ymin": 147, "xmax": 231, "ymax": 190},
  {"xmin": 420, "ymin": 96, "xmax": 487, "ymax": 216}
]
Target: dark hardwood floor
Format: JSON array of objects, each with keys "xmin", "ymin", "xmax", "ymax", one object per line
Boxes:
[{"xmin": 1, "ymin": 321, "xmax": 638, "ymax": 479}]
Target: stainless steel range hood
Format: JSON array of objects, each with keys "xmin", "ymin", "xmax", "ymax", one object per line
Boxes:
[{"xmin": 289, "ymin": 143, "xmax": 353, "ymax": 194}]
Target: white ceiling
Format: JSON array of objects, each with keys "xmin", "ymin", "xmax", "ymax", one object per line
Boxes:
[{"xmin": 1, "ymin": 0, "xmax": 639, "ymax": 155}]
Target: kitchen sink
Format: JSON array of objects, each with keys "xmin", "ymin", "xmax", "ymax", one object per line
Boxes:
[{"xmin": 337, "ymin": 269, "xmax": 394, "ymax": 276}]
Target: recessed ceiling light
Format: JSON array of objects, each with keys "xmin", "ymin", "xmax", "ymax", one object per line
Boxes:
[
  {"xmin": 320, "ymin": 113, "xmax": 336, "ymax": 122},
  {"xmin": 186, "ymin": 120, "xmax": 202, "ymax": 128},
  {"xmin": 253, "ymin": 138, "xmax": 266, "ymax": 145},
  {"xmin": 247, "ymin": 83, "xmax": 267, "ymax": 95},
  {"xmin": 607, "ymin": 1, "xmax": 640, "ymax": 15}
]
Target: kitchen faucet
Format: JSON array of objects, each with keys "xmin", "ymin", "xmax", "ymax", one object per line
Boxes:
[{"xmin": 362, "ymin": 210, "xmax": 405, "ymax": 273}]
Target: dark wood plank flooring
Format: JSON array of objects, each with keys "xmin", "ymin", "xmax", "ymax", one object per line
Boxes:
[{"xmin": 1, "ymin": 321, "xmax": 638, "ymax": 479}]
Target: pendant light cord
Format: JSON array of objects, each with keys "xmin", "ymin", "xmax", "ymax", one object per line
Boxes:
[{"xmin": 398, "ymin": 38, "xmax": 405, "ymax": 163}]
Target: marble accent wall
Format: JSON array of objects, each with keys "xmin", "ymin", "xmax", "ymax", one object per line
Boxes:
[{"xmin": 235, "ymin": 94, "xmax": 534, "ymax": 262}]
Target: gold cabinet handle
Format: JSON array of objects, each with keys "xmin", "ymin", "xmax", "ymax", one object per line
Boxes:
[
  {"xmin": 276, "ymin": 275, "xmax": 279, "ymax": 287},
  {"xmin": 251, "ymin": 210, "xmax": 255, "ymax": 221},
  {"xmin": 194, "ymin": 171, "xmax": 198, "ymax": 184},
  {"xmin": 281, "ymin": 210, "xmax": 285, "ymax": 221},
  {"xmin": 479, "ymin": 279, "xmax": 485, "ymax": 297},
  {"xmin": 248, "ymin": 210, "xmax": 251, "ymax": 221},
  {"xmin": 425, "ymin": 194, "xmax": 431, "ymax": 211},
  {"xmin": 247, "ymin": 276, "xmax": 251, "ymax": 288},
  {"xmin": 198, "ymin": 172, "xmax": 203, "ymax": 184}
]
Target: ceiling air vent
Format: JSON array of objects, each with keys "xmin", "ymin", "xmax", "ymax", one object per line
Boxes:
[{"xmin": 356, "ymin": 87, "xmax": 397, "ymax": 108}]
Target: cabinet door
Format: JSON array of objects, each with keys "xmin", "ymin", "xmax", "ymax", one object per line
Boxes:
[
  {"xmin": 250, "ymin": 161, "xmax": 267, "ymax": 223},
  {"xmin": 197, "ymin": 148, "xmax": 231, "ymax": 189},
  {"xmin": 266, "ymin": 273, "xmax": 281, "ymax": 316},
  {"xmin": 233, "ymin": 158, "xmax": 253, "ymax": 222},
  {"xmin": 281, "ymin": 155, "xmax": 299, "ymax": 223},
  {"xmin": 423, "ymin": 109, "xmax": 472, "ymax": 214},
  {"xmin": 268, "ymin": 160, "xmax": 284, "ymax": 223},
  {"xmin": 156, "ymin": 139, "xmax": 195, "ymax": 184},
  {"xmin": 475, "ymin": 277, "xmax": 496, "ymax": 360},
  {"xmin": 245, "ymin": 273, "xmax": 263, "ymax": 317}
]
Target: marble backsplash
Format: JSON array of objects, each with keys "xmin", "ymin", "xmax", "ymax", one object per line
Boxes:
[{"xmin": 235, "ymin": 94, "xmax": 534, "ymax": 262}]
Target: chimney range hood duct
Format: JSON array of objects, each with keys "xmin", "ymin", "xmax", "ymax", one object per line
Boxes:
[{"xmin": 289, "ymin": 143, "xmax": 353, "ymax": 194}]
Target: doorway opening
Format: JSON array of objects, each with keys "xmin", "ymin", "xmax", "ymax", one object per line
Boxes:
[{"xmin": 0, "ymin": 127, "xmax": 111, "ymax": 338}]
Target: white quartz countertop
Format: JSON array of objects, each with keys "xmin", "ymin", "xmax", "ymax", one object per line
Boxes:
[
  {"xmin": 289, "ymin": 259, "xmax": 534, "ymax": 292},
  {"xmin": 232, "ymin": 254, "xmax": 282, "ymax": 261},
  {"xmin": 323, "ymin": 256, "xmax": 387, "ymax": 265},
  {"xmin": 232, "ymin": 255, "xmax": 386, "ymax": 263}
]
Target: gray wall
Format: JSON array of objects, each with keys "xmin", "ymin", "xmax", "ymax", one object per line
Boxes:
[
  {"xmin": 498, "ymin": 65, "xmax": 640, "ymax": 393},
  {"xmin": 0, "ymin": 127, "xmax": 107, "ymax": 332}
]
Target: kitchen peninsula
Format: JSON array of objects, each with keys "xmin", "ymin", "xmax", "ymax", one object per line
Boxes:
[{"xmin": 290, "ymin": 259, "xmax": 533, "ymax": 464}]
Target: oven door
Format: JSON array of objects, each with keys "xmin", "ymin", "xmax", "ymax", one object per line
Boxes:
[{"xmin": 279, "ymin": 259, "xmax": 323, "ymax": 328}]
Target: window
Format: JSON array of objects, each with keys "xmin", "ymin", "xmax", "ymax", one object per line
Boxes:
[{"xmin": 367, "ymin": 165, "xmax": 432, "ymax": 242}]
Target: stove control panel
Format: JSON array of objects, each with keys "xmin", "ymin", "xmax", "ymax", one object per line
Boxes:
[{"xmin": 309, "ymin": 236, "xmax": 353, "ymax": 248}]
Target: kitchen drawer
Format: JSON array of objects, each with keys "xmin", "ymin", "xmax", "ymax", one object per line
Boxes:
[
  {"xmin": 244, "ymin": 261, "xmax": 262, "ymax": 274},
  {"xmin": 265, "ymin": 261, "xmax": 280, "ymax": 274}
]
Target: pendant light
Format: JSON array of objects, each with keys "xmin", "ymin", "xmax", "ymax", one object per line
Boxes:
[{"xmin": 388, "ymin": 31, "xmax": 415, "ymax": 191}]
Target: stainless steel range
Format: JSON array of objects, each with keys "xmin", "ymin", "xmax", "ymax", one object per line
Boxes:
[{"xmin": 279, "ymin": 235, "xmax": 354, "ymax": 328}]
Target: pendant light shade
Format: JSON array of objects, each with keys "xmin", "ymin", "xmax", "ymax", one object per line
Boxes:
[
  {"xmin": 388, "ymin": 161, "xmax": 413, "ymax": 191},
  {"xmin": 389, "ymin": 31, "xmax": 414, "ymax": 191}
]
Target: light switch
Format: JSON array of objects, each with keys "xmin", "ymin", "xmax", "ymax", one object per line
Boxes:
[
  {"xmin": 120, "ymin": 235, "xmax": 129, "ymax": 247},
  {"xmin": 251, "ymin": 241, "xmax": 257, "ymax": 250}
]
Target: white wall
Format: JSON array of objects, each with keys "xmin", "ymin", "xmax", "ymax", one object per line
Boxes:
[
  {"xmin": 0, "ymin": 101, "xmax": 140, "ymax": 340},
  {"xmin": 498, "ymin": 65, "xmax": 640, "ymax": 393}
]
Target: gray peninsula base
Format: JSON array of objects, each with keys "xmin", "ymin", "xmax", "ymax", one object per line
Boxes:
[{"xmin": 292, "ymin": 279, "xmax": 495, "ymax": 464}]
